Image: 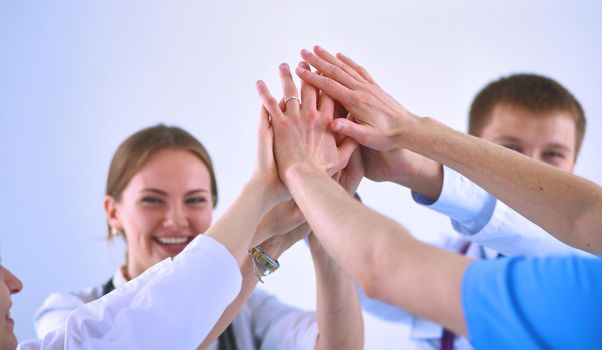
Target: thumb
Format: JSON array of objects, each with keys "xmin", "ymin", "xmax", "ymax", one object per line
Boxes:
[
  {"xmin": 258, "ymin": 107, "xmax": 273, "ymax": 144},
  {"xmin": 330, "ymin": 118, "xmax": 374, "ymax": 148},
  {"xmin": 257, "ymin": 106, "xmax": 275, "ymax": 163}
]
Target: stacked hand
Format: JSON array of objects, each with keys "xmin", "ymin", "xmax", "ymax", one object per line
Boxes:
[
  {"xmin": 254, "ymin": 47, "xmax": 415, "ymax": 207},
  {"xmin": 295, "ymin": 45, "xmax": 420, "ymax": 152},
  {"xmin": 256, "ymin": 62, "xmax": 358, "ymax": 185},
  {"xmin": 252, "ymin": 46, "xmax": 441, "ymax": 250}
]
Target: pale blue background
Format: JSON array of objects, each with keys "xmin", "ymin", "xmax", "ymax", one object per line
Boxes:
[{"xmin": 1, "ymin": 1, "xmax": 601, "ymax": 348}]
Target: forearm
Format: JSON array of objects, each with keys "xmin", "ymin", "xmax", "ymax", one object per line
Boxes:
[
  {"xmin": 197, "ymin": 258, "xmax": 259, "ymax": 349},
  {"xmin": 407, "ymin": 117, "xmax": 602, "ymax": 253},
  {"xmin": 206, "ymin": 178, "xmax": 277, "ymax": 265},
  {"xmin": 309, "ymin": 234, "xmax": 363, "ymax": 350},
  {"xmin": 284, "ymin": 163, "xmax": 470, "ymax": 335},
  {"xmin": 392, "ymin": 154, "xmax": 443, "ymax": 202},
  {"xmin": 198, "ymin": 223, "xmax": 306, "ymax": 349}
]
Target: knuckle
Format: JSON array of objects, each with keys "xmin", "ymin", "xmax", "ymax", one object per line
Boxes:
[
  {"xmin": 324, "ymin": 78, "xmax": 337, "ymax": 91},
  {"xmin": 325, "ymin": 64, "xmax": 338, "ymax": 76},
  {"xmin": 349, "ymin": 92, "xmax": 363, "ymax": 106},
  {"xmin": 333, "ymin": 66, "xmax": 345, "ymax": 78}
]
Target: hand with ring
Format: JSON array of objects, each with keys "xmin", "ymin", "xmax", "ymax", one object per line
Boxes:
[{"xmin": 256, "ymin": 62, "xmax": 357, "ymax": 185}]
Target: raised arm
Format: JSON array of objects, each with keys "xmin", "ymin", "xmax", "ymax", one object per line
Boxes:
[
  {"xmin": 197, "ymin": 201, "xmax": 310, "ymax": 350},
  {"xmin": 197, "ymin": 103, "xmax": 311, "ymax": 349},
  {"xmin": 296, "ymin": 45, "xmax": 602, "ymax": 254},
  {"xmin": 33, "ymin": 104, "xmax": 287, "ymax": 350},
  {"xmin": 255, "ymin": 63, "xmax": 365, "ymax": 349},
  {"xmin": 304, "ymin": 74, "xmax": 364, "ymax": 350},
  {"xmin": 257, "ymin": 63, "xmax": 472, "ymax": 336}
]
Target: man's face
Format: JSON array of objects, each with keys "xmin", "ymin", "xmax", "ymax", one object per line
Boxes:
[
  {"xmin": 0, "ymin": 266, "xmax": 22, "ymax": 350},
  {"xmin": 479, "ymin": 104, "xmax": 577, "ymax": 172}
]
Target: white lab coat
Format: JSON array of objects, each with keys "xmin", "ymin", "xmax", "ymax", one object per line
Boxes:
[
  {"xmin": 19, "ymin": 235, "xmax": 241, "ymax": 349},
  {"xmin": 34, "ymin": 256, "xmax": 318, "ymax": 350}
]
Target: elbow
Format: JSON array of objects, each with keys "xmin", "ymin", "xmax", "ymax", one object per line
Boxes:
[
  {"xmin": 360, "ymin": 262, "xmax": 391, "ymax": 302},
  {"xmin": 355, "ymin": 235, "xmax": 391, "ymax": 302}
]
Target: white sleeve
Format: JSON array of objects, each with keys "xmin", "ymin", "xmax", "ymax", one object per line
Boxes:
[
  {"xmin": 414, "ymin": 166, "xmax": 590, "ymax": 257},
  {"xmin": 25, "ymin": 235, "xmax": 242, "ymax": 350},
  {"xmin": 247, "ymin": 288, "xmax": 318, "ymax": 350},
  {"xmin": 452, "ymin": 199, "xmax": 592, "ymax": 256},
  {"xmin": 34, "ymin": 287, "xmax": 103, "ymax": 339},
  {"xmin": 34, "ymin": 293, "xmax": 87, "ymax": 339}
]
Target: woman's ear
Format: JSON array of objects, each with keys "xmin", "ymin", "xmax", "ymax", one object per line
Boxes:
[{"xmin": 104, "ymin": 195, "xmax": 123, "ymax": 233}]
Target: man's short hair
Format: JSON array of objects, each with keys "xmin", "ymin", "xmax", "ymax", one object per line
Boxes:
[{"xmin": 468, "ymin": 73, "xmax": 586, "ymax": 157}]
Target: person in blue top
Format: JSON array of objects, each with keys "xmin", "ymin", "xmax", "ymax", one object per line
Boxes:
[{"xmin": 255, "ymin": 47, "xmax": 602, "ymax": 349}]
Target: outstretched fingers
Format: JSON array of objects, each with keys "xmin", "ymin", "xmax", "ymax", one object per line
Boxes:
[
  {"xmin": 312, "ymin": 45, "xmax": 369, "ymax": 85},
  {"xmin": 295, "ymin": 66, "xmax": 355, "ymax": 108},
  {"xmin": 300, "ymin": 48, "xmax": 362, "ymax": 90},
  {"xmin": 336, "ymin": 52, "xmax": 377, "ymax": 84}
]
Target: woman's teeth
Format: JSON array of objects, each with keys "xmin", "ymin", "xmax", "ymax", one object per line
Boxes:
[{"xmin": 155, "ymin": 237, "xmax": 189, "ymax": 245}]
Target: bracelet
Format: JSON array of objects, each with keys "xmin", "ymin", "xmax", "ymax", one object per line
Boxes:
[{"xmin": 249, "ymin": 246, "xmax": 280, "ymax": 283}]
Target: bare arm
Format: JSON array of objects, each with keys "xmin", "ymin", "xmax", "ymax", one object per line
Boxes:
[
  {"xmin": 310, "ymin": 233, "xmax": 364, "ymax": 350},
  {"xmin": 198, "ymin": 222, "xmax": 310, "ymax": 350},
  {"xmin": 313, "ymin": 148, "xmax": 364, "ymax": 350},
  {"xmin": 297, "ymin": 45, "xmax": 602, "ymax": 254},
  {"xmin": 257, "ymin": 65, "xmax": 472, "ymax": 335},
  {"xmin": 255, "ymin": 63, "xmax": 366, "ymax": 347},
  {"xmin": 284, "ymin": 163, "xmax": 471, "ymax": 335},
  {"xmin": 406, "ymin": 117, "xmax": 602, "ymax": 253},
  {"xmin": 197, "ymin": 105, "xmax": 309, "ymax": 349},
  {"xmin": 362, "ymin": 147, "xmax": 443, "ymax": 201}
]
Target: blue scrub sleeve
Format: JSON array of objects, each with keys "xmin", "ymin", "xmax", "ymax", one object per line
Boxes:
[{"xmin": 461, "ymin": 256, "xmax": 602, "ymax": 350}]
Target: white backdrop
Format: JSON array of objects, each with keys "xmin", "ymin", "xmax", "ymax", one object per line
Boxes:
[{"xmin": 1, "ymin": 1, "xmax": 601, "ymax": 347}]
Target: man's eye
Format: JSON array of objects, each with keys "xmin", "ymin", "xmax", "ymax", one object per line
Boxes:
[
  {"xmin": 503, "ymin": 144, "xmax": 523, "ymax": 154},
  {"xmin": 545, "ymin": 151, "xmax": 565, "ymax": 159}
]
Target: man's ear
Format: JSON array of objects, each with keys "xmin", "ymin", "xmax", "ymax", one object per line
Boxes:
[{"xmin": 104, "ymin": 195, "xmax": 123, "ymax": 232}]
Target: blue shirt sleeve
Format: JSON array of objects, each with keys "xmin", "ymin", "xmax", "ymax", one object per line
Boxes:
[{"xmin": 462, "ymin": 256, "xmax": 602, "ymax": 349}]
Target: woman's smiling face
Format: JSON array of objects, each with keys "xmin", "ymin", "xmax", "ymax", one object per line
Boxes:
[{"xmin": 106, "ymin": 148, "xmax": 213, "ymax": 279}]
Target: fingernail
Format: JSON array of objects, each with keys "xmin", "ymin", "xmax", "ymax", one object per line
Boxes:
[
  {"xmin": 301, "ymin": 49, "xmax": 311, "ymax": 57},
  {"xmin": 279, "ymin": 62, "xmax": 289, "ymax": 70},
  {"xmin": 295, "ymin": 67, "xmax": 306, "ymax": 75},
  {"xmin": 332, "ymin": 120, "xmax": 341, "ymax": 131},
  {"xmin": 314, "ymin": 45, "xmax": 323, "ymax": 52}
]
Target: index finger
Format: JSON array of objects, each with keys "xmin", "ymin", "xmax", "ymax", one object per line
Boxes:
[
  {"xmin": 313, "ymin": 45, "xmax": 368, "ymax": 84},
  {"xmin": 336, "ymin": 52, "xmax": 377, "ymax": 84},
  {"xmin": 300, "ymin": 49, "xmax": 362, "ymax": 90},
  {"xmin": 295, "ymin": 66, "xmax": 355, "ymax": 107}
]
